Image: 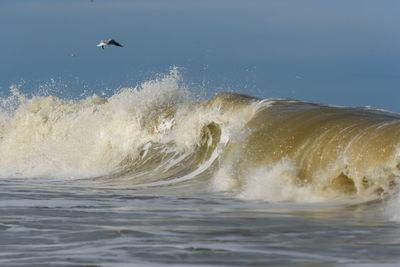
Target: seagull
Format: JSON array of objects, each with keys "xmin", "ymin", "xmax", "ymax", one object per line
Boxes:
[{"xmin": 97, "ymin": 39, "xmax": 123, "ymax": 49}]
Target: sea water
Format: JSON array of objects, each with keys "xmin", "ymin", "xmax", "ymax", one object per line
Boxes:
[
  {"xmin": 1, "ymin": 70, "xmax": 400, "ymax": 266},
  {"xmin": 2, "ymin": 181, "xmax": 400, "ymax": 266}
]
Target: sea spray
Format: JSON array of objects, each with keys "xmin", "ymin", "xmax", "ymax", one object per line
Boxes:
[{"xmin": 0, "ymin": 68, "xmax": 189, "ymax": 179}]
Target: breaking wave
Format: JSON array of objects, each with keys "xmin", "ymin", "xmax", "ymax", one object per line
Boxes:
[{"xmin": 2, "ymin": 68, "xmax": 400, "ymax": 205}]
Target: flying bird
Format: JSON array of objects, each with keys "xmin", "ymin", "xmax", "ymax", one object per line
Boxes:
[{"xmin": 97, "ymin": 39, "xmax": 124, "ymax": 49}]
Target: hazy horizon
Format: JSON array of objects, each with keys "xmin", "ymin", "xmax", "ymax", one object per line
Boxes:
[{"xmin": 1, "ymin": 0, "xmax": 399, "ymax": 110}]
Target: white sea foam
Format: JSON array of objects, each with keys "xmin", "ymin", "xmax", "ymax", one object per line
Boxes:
[
  {"xmin": 383, "ymin": 180, "xmax": 400, "ymax": 222},
  {"xmin": 0, "ymin": 68, "xmax": 190, "ymax": 179},
  {"xmin": 237, "ymin": 158, "xmax": 323, "ymax": 202}
]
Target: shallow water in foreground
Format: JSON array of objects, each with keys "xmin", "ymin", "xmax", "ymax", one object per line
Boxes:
[{"xmin": 1, "ymin": 180, "xmax": 400, "ymax": 267}]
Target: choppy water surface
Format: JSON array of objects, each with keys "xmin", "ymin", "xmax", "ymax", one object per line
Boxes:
[
  {"xmin": 2, "ymin": 70, "xmax": 400, "ymax": 266},
  {"xmin": 1, "ymin": 180, "xmax": 400, "ymax": 266}
]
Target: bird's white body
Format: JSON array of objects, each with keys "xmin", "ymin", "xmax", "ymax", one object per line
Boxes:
[{"xmin": 96, "ymin": 41, "xmax": 107, "ymax": 48}]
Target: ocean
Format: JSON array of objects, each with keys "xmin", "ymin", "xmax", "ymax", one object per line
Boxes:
[{"xmin": 1, "ymin": 69, "xmax": 400, "ymax": 266}]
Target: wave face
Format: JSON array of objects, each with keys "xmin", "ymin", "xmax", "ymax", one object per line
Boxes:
[{"xmin": 1, "ymin": 69, "xmax": 400, "ymax": 202}]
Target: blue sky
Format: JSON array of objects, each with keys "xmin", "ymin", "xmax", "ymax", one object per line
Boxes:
[{"xmin": 1, "ymin": 0, "xmax": 399, "ymax": 111}]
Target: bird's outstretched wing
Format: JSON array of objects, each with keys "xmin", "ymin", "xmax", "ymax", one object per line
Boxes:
[{"xmin": 107, "ymin": 39, "xmax": 123, "ymax": 47}]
